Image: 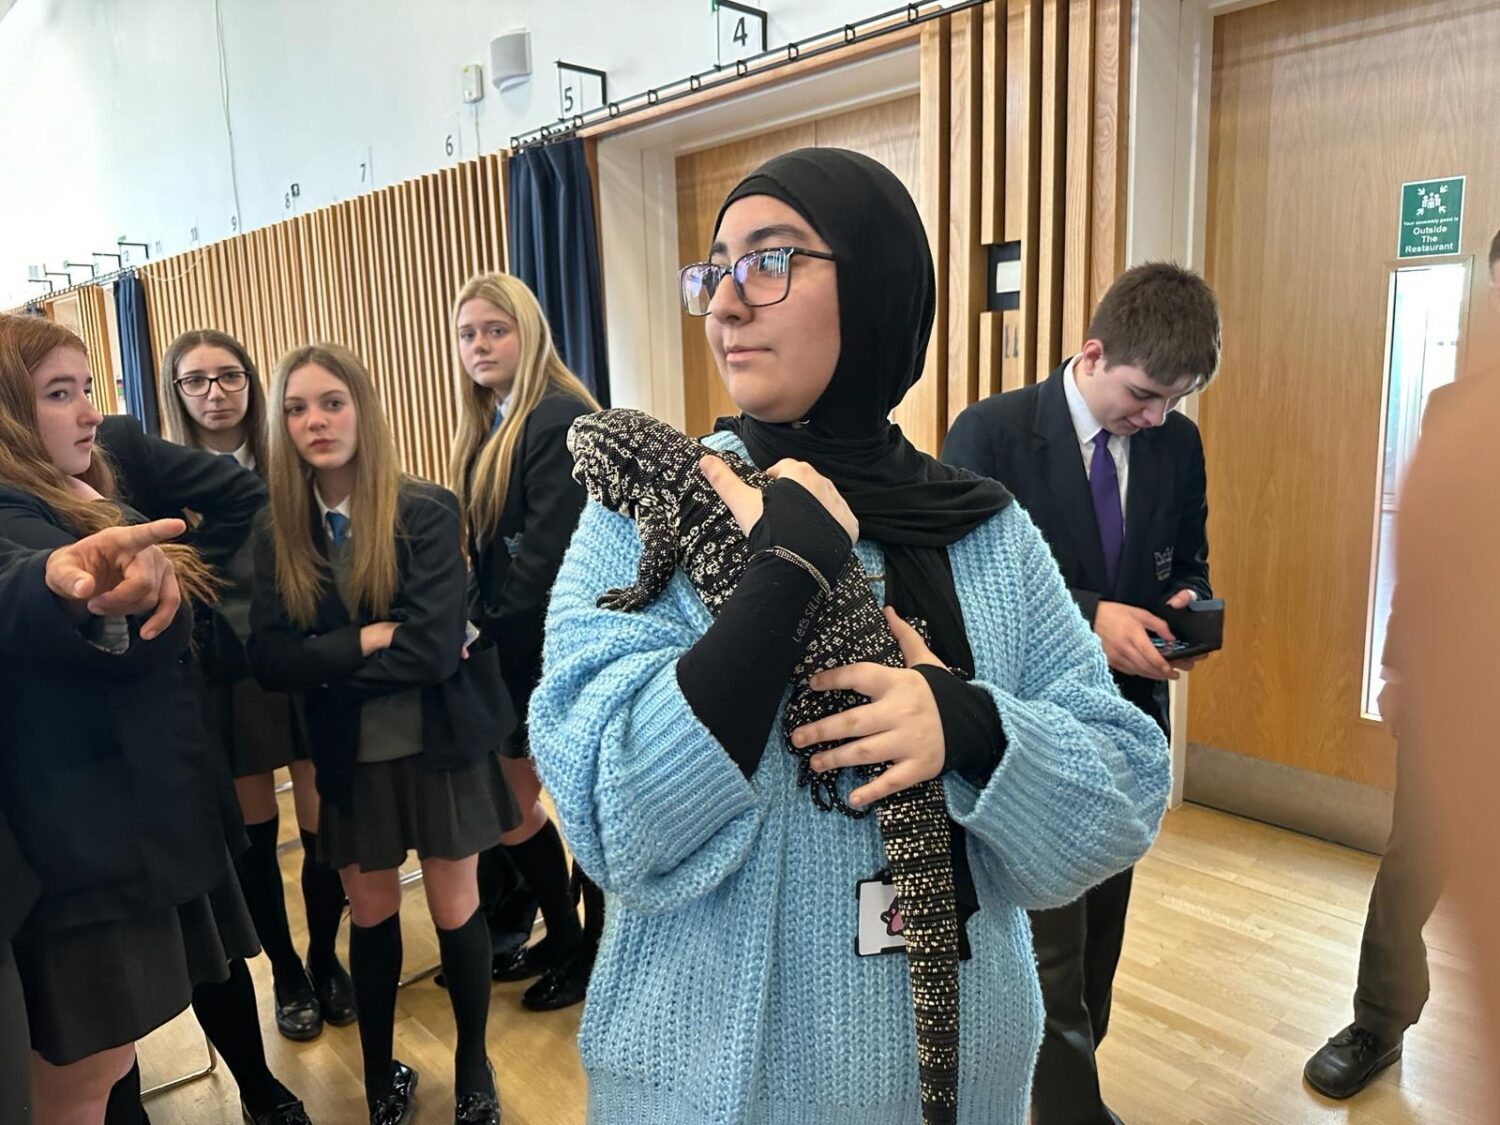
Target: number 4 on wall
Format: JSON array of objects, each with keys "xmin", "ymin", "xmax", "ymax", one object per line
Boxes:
[{"xmin": 716, "ymin": 0, "xmax": 768, "ymax": 65}]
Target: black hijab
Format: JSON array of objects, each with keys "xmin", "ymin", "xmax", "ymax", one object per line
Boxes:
[{"xmin": 712, "ymin": 148, "xmax": 1012, "ymax": 676}]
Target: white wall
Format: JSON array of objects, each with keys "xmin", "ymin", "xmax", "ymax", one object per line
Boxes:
[{"xmin": 0, "ymin": 0, "xmax": 947, "ymax": 308}]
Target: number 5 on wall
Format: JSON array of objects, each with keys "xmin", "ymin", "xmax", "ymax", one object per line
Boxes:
[{"xmin": 556, "ymin": 61, "xmax": 608, "ymax": 120}]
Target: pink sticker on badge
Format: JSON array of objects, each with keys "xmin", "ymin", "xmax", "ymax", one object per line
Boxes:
[{"xmin": 882, "ymin": 898, "xmax": 904, "ymax": 936}]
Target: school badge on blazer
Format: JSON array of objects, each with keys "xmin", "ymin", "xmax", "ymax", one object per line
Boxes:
[{"xmin": 1154, "ymin": 547, "xmax": 1174, "ymax": 581}]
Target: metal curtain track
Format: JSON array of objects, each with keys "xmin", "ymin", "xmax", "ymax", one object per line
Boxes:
[{"xmin": 508, "ymin": 0, "xmax": 988, "ymax": 152}]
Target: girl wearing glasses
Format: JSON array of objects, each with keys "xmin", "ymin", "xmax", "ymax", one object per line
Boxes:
[
  {"xmin": 158, "ymin": 330, "xmax": 355, "ymax": 1045},
  {"xmin": 0, "ymin": 314, "xmax": 287, "ymax": 1125},
  {"xmin": 449, "ymin": 273, "xmax": 602, "ymax": 1012},
  {"xmin": 530, "ymin": 149, "xmax": 1170, "ymax": 1123},
  {"xmin": 249, "ymin": 343, "xmax": 517, "ymax": 1125}
]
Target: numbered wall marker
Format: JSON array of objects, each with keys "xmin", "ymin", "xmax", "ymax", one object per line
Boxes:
[
  {"xmin": 556, "ymin": 60, "xmax": 607, "ymax": 118},
  {"xmin": 717, "ymin": 0, "xmax": 768, "ymax": 65},
  {"xmin": 355, "ymin": 144, "xmax": 373, "ymax": 194},
  {"xmin": 444, "ymin": 111, "xmax": 463, "ymax": 160}
]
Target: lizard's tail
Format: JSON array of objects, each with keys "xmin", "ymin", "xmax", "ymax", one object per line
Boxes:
[{"xmin": 879, "ymin": 778, "xmax": 960, "ymax": 1125}]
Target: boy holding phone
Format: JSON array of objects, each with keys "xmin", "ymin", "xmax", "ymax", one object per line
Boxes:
[{"xmin": 942, "ymin": 261, "xmax": 1222, "ymax": 1124}]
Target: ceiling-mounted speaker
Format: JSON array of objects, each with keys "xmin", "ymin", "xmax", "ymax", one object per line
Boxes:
[{"xmin": 491, "ymin": 29, "xmax": 532, "ymax": 90}]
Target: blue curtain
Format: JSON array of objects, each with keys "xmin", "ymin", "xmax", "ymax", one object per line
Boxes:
[
  {"xmin": 115, "ymin": 272, "xmax": 160, "ymax": 435},
  {"xmin": 507, "ymin": 138, "xmax": 611, "ymax": 405}
]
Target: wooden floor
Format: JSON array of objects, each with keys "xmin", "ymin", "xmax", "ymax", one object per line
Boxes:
[{"xmin": 138, "ymin": 802, "xmax": 1485, "ymax": 1124}]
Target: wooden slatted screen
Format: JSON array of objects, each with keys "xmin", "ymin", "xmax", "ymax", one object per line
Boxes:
[
  {"xmin": 920, "ymin": 0, "xmax": 1131, "ymax": 449},
  {"xmin": 135, "ymin": 153, "xmax": 509, "ymax": 482}
]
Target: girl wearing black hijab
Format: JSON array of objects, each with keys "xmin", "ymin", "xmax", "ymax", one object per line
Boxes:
[{"xmin": 530, "ymin": 148, "xmax": 1171, "ymax": 1124}]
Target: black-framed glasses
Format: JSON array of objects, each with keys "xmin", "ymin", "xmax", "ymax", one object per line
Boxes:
[
  {"xmin": 175, "ymin": 370, "xmax": 250, "ymax": 397},
  {"xmin": 679, "ymin": 247, "xmax": 836, "ymax": 317}
]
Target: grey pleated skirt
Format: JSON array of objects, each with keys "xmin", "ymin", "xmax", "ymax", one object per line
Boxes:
[
  {"xmin": 12, "ymin": 870, "xmax": 259, "ymax": 1066},
  {"xmin": 318, "ymin": 753, "xmax": 520, "ymax": 873},
  {"xmin": 205, "ymin": 676, "xmax": 309, "ymax": 778}
]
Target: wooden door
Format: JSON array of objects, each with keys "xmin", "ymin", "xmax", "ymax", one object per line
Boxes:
[
  {"xmin": 674, "ymin": 95, "xmax": 921, "ymax": 438},
  {"xmin": 1192, "ymin": 0, "xmax": 1500, "ymax": 789}
]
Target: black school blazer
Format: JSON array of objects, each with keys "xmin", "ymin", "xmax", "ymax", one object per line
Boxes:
[
  {"xmin": 942, "ymin": 362, "xmax": 1212, "ymax": 732},
  {"xmin": 98, "ymin": 415, "xmax": 269, "ymax": 685},
  {"xmin": 248, "ymin": 479, "xmax": 515, "ymax": 807},
  {"xmin": 468, "ymin": 391, "xmax": 593, "ymax": 719},
  {"xmin": 0, "ymin": 489, "xmax": 238, "ymax": 932}
]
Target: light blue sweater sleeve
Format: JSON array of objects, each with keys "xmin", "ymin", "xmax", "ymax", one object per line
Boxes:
[
  {"xmin": 945, "ymin": 508, "xmax": 1172, "ymax": 910},
  {"xmin": 529, "ymin": 499, "xmax": 765, "ymax": 916}
]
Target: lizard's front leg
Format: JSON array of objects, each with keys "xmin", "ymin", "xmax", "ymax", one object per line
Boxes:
[{"xmin": 597, "ymin": 509, "xmax": 680, "ymax": 613}]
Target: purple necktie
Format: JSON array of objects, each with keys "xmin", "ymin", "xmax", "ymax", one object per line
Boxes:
[{"xmin": 1090, "ymin": 430, "xmax": 1124, "ymax": 591}]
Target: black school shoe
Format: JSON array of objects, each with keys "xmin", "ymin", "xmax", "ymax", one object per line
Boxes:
[
  {"xmin": 491, "ymin": 939, "xmax": 561, "ymax": 983},
  {"xmin": 242, "ymin": 1100, "xmax": 313, "ymax": 1125},
  {"xmin": 520, "ymin": 941, "xmax": 595, "ymax": 1011},
  {"xmin": 309, "ymin": 959, "xmax": 357, "ymax": 1026},
  {"xmin": 369, "ymin": 1061, "xmax": 419, "ymax": 1125},
  {"xmin": 273, "ymin": 967, "xmax": 323, "ymax": 1041},
  {"xmin": 1303, "ymin": 1024, "xmax": 1404, "ymax": 1098},
  {"xmin": 454, "ymin": 1062, "xmax": 501, "ymax": 1124}
]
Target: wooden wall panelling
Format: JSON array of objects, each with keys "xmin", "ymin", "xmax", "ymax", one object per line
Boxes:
[
  {"xmin": 908, "ymin": 19, "xmax": 950, "ymax": 454},
  {"xmin": 1089, "ymin": 0, "xmax": 1129, "ymax": 312},
  {"xmin": 1061, "ymin": 0, "xmax": 1095, "ymax": 357},
  {"xmin": 977, "ymin": 310, "xmax": 1002, "ymax": 399},
  {"xmin": 1008, "ymin": 0, "xmax": 1044, "ymax": 389},
  {"xmin": 1035, "ymin": 0, "xmax": 1067, "ymax": 382},
  {"xmin": 980, "ymin": 0, "xmax": 1007, "ymax": 247},
  {"xmin": 947, "ymin": 7, "xmax": 985, "ymax": 425},
  {"xmin": 79, "ymin": 287, "xmax": 120, "ymax": 415}
]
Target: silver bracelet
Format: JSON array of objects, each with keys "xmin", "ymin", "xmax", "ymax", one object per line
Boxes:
[{"xmin": 760, "ymin": 546, "xmax": 833, "ymax": 598}]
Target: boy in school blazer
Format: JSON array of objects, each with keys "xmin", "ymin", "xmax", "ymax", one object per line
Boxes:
[{"xmin": 943, "ymin": 262, "xmax": 1222, "ymax": 1125}]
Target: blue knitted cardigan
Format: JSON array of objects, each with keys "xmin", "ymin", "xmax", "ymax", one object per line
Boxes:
[{"xmin": 530, "ymin": 431, "xmax": 1171, "ymax": 1125}]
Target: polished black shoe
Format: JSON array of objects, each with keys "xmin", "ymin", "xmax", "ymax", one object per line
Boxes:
[
  {"xmin": 273, "ymin": 967, "xmax": 323, "ymax": 1042},
  {"xmin": 454, "ymin": 1061, "xmax": 500, "ymax": 1125},
  {"xmin": 369, "ymin": 1060, "xmax": 419, "ymax": 1125},
  {"xmin": 520, "ymin": 942, "xmax": 594, "ymax": 1011},
  {"xmin": 492, "ymin": 939, "xmax": 562, "ymax": 983},
  {"xmin": 309, "ymin": 959, "xmax": 357, "ymax": 1027},
  {"xmin": 1304, "ymin": 1024, "xmax": 1403, "ymax": 1099},
  {"xmin": 242, "ymin": 1099, "xmax": 313, "ymax": 1125}
]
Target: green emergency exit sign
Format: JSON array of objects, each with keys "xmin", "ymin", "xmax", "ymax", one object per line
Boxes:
[{"xmin": 1398, "ymin": 176, "xmax": 1465, "ymax": 259}]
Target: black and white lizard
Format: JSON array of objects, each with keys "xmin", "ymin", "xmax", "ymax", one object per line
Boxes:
[{"xmin": 567, "ymin": 407, "xmax": 960, "ymax": 1125}]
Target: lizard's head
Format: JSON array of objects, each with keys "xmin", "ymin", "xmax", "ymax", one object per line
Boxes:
[{"xmin": 567, "ymin": 408, "xmax": 699, "ymax": 519}]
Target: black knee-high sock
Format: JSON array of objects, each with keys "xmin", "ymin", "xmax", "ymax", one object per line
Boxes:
[
  {"xmin": 436, "ymin": 906, "xmax": 495, "ymax": 1098},
  {"xmin": 236, "ymin": 814, "xmax": 301, "ymax": 983},
  {"xmin": 349, "ymin": 914, "xmax": 403, "ymax": 1108},
  {"xmin": 192, "ymin": 959, "xmax": 294, "ymax": 1115},
  {"xmin": 102, "ymin": 1060, "xmax": 149, "ymax": 1125},
  {"xmin": 578, "ymin": 871, "xmax": 605, "ymax": 947},
  {"xmin": 300, "ymin": 828, "xmax": 345, "ymax": 977},
  {"xmin": 504, "ymin": 821, "xmax": 581, "ymax": 952}
]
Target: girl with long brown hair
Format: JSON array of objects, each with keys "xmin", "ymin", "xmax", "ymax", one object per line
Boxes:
[
  {"xmin": 449, "ymin": 272, "xmax": 602, "ymax": 1010},
  {"xmin": 0, "ymin": 313, "xmax": 311, "ymax": 1125},
  {"xmin": 249, "ymin": 343, "xmax": 518, "ymax": 1125},
  {"xmin": 156, "ymin": 329, "xmax": 354, "ymax": 1043}
]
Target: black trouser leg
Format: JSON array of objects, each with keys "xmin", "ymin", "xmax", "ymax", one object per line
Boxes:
[{"xmin": 1029, "ymin": 867, "xmax": 1134, "ymax": 1125}]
